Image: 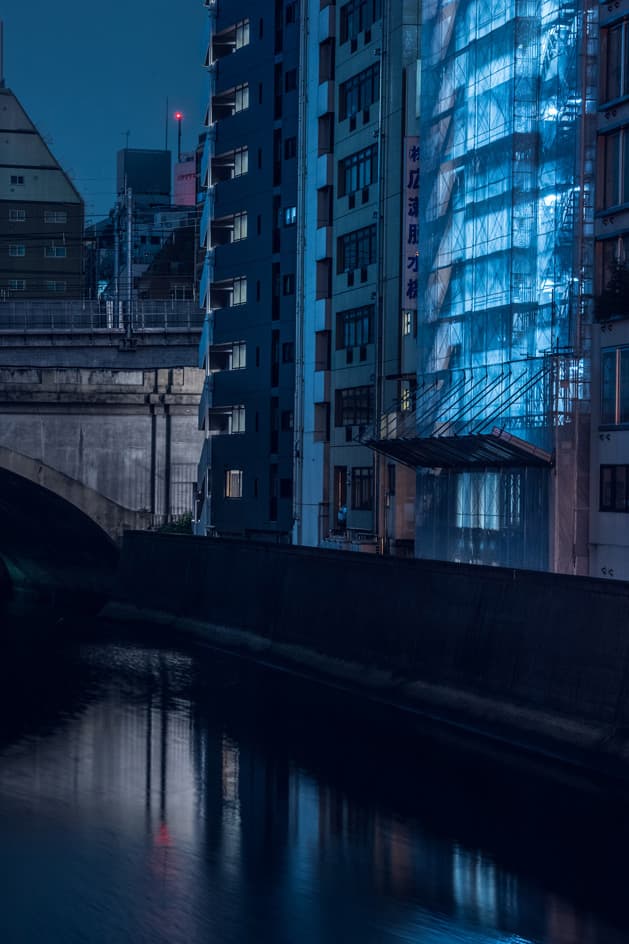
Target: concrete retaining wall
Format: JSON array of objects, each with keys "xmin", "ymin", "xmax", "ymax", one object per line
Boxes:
[{"xmin": 110, "ymin": 531, "xmax": 629, "ymax": 776}]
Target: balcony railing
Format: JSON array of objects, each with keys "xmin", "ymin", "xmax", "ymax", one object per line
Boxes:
[{"xmin": 0, "ymin": 300, "xmax": 204, "ymax": 333}]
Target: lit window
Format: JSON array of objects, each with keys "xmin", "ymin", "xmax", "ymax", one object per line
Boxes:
[
  {"xmin": 401, "ymin": 310, "xmax": 413, "ymax": 336},
  {"xmin": 456, "ymin": 472, "xmax": 500, "ymax": 531},
  {"xmin": 233, "ymin": 210, "xmax": 247, "ymax": 241},
  {"xmin": 44, "ymin": 246, "xmax": 67, "ymax": 258},
  {"xmin": 283, "ymin": 206, "xmax": 296, "ymax": 226},
  {"xmin": 234, "ymin": 84, "xmax": 249, "ymax": 113},
  {"xmin": 231, "ymin": 405, "xmax": 246, "ymax": 433},
  {"xmin": 234, "ymin": 146, "xmax": 248, "ymax": 177},
  {"xmin": 232, "ymin": 276, "xmax": 247, "ymax": 306},
  {"xmin": 9, "ymin": 209, "xmax": 25, "ymax": 222},
  {"xmin": 44, "ymin": 210, "xmax": 68, "ymax": 224},
  {"xmin": 400, "ymin": 381, "xmax": 412, "ymax": 411},
  {"xmin": 235, "ymin": 19, "xmax": 250, "ymax": 49},
  {"xmin": 231, "ymin": 341, "xmax": 246, "ymax": 369},
  {"xmin": 225, "ymin": 469, "xmax": 243, "ymax": 498},
  {"xmin": 9, "ymin": 244, "xmax": 25, "ymax": 257}
]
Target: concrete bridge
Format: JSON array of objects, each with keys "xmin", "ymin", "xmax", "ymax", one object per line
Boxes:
[{"xmin": 0, "ymin": 300, "xmax": 204, "ymax": 545}]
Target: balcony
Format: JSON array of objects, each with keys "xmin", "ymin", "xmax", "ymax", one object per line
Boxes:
[{"xmin": 198, "ymin": 374, "xmax": 214, "ymax": 429}]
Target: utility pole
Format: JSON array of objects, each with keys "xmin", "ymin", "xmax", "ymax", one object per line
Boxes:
[
  {"xmin": 126, "ymin": 187, "xmax": 133, "ymax": 337},
  {"xmin": 113, "ymin": 202, "xmax": 120, "ymax": 328}
]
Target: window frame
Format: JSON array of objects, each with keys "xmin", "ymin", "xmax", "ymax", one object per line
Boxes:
[
  {"xmin": 225, "ymin": 468, "xmax": 244, "ymax": 498},
  {"xmin": 600, "ymin": 464, "xmax": 629, "ymax": 512}
]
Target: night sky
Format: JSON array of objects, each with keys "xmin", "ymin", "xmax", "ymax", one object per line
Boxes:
[{"xmin": 3, "ymin": 1, "xmax": 207, "ymax": 223}]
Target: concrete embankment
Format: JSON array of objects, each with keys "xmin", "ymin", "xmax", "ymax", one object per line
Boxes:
[{"xmin": 105, "ymin": 531, "xmax": 629, "ymax": 778}]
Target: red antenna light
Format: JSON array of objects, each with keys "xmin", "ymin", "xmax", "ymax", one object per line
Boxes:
[{"xmin": 174, "ymin": 112, "xmax": 183, "ymax": 121}]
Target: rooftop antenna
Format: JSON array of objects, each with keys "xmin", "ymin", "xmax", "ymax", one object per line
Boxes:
[{"xmin": 0, "ymin": 20, "xmax": 5, "ymax": 88}]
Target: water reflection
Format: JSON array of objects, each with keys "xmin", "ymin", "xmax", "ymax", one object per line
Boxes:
[{"xmin": 0, "ymin": 636, "xmax": 627, "ymax": 944}]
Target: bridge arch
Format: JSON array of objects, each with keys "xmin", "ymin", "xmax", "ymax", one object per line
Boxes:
[{"xmin": 0, "ymin": 446, "xmax": 152, "ymax": 543}]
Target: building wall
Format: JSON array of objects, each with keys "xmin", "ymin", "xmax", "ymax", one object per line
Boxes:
[
  {"xmin": 295, "ymin": 0, "xmax": 420, "ymax": 554},
  {"xmin": 589, "ymin": 0, "xmax": 629, "ymax": 581},
  {"xmin": 414, "ymin": 0, "xmax": 597, "ymax": 572},
  {"xmin": 0, "ymin": 87, "xmax": 84, "ymax": 300},
  {"xmin": 196, "ymin": 0, "xmax": 298, "ymax": 541}
]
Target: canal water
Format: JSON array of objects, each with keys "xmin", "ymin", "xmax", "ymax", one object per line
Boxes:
[{"xmin": 1, "ymin": 622, "xmax": 629, "ymax": 944}]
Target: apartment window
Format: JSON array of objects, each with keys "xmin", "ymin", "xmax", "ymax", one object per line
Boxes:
[
  {"xmin": 282, "ymin": 341, "xmax": 294, "ymax": 362},
  {"xmin": 351, "ymin": 467, "xmax": 374, "ymax": 510},
  {"xmin": 9, "ymin": 244, "xmax": 25, "ymax": 257},
  {"xmin": 234, "ymin": 83, "xmax": 249, "ymax": 113},
  {"xmin": 231, "ymin": 341, "xmax": 246, "ymax": 369},
  {"xmin": 401, "ymin": 309, "xmax": 413, "ymax": 336},
  {"xmin": 9, "ymin": 209, "xmax": 25, "ymax": 222},
  {"xmin": 233, "ymin": 210, "xmax": 248, "ymax": 241},
  {"xmin": 232, "ymin": 276, "xmax": 247, "ymax": 306},
  {"xmin": 400, "ymin": 381, "xmax": 412, "ymax": 412},
  {"xmin": 336, "ymin": 304, "xmax": 373, "ymax": 349},
  {"xmin": 232, "ymin": 405, "xmax": 246, "ymax": 433},
  {"xmin": 600, "ymin": 465, "xmax": 629, "ymax": 512},
  {"xmin": 45, "ymin": 280, "xmax": 67, "ymax": 293},
  {"xmin": 285, "ymin": 2, "xmax": 297, "ymax": 24},
  {"xmin": 45, "ymin": 246, "xmax": 67, "ymax": 258},
  {"xmin": 283, "ymin": 273, "xmax": 295, "ymax": 295},
  {"xmin": 603, "ymin": 19, "xmax": 629, "ymax": 103},
  {"xmin": 601, "ymin": 346, "xmax": 629, "ymax": 425},
  {"xmin": 339, "ymin": 64, "xmax": 379, "ymax": 121},
  {"xmin": 340, "ymin": 0, "xmax": 382, "ymax": 43},
  {"xmin": 338, "ymin": 144, "xmax": 377, "ymax": 196},
  {"xmin": 285, "ymin": 69, "xmax": 297, "ymax": 92},
  {"xmin": 284, "ymin": 206, "xmax": 296, "ymax": 226},
  {"xmin": 335, "ymin": 385, "xmax": 373, "ymax": 426},
  {"xmin": 337, "ymin": 224, "xmax": 376, "ymax": 273},
  {"xmin": 284, "ymin": 136, "xmax": 297, "ymax": 159},
  {"xmin": 10, "ymin": 175, "xmax": 24, "ymax": 186},
  {"xmin": 235, "ymin": 19, "xmax": 250, "ymax": 49},
  {"xmin": 234, "ymin": 146, "xmax": 248, "ymax": 177},
  {"xmin": 44, "ymin": 210, "xmax": 68, "ymax": 224},
  {"xmin": 456, "ymin": 472, "xmax": 500, "ymax": 531},
  {"xmin": 601, "ymin": 128, "xmax": 629, "ymax": 209},
  {"xmin": 225, "ymin": 469, "xmax": 243, "ymax": 498},
  {"xmin": 8, "ymin": 279, "xmax": 25, "ymax": 291}
]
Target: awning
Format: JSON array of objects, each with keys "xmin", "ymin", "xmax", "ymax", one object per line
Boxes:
[{"xmin": 365, "ymin": 427, "xmax": 552, "ymax": 470}]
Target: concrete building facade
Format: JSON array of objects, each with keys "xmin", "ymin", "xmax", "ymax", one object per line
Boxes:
[
  {"xmin": 294, "ymin": 0, "xmax": 420, "ymax": 554},
  {"xmin": 589, "ymin": 0, "xmax": 629, "ymax": 581}
]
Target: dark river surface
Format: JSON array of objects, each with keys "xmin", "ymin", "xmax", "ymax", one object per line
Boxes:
[{"xmin": 1, "ymin": 621, "xmax": 629, "ymax": 944}]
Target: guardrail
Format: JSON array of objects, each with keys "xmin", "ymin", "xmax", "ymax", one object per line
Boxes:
[{"xmin": 0, "ymin": 300, "xmax": 204, "ymax": 332}]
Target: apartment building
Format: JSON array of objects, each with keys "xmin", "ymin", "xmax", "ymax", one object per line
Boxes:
[
  {"xmin": 294, "ymin": 0, "xmax": 420, "ymax": 554},
  {"xmin": 195, "ymin": 0, "xmax": 299, "ymax": 540},
  {"xmin": 589, "ymin": 0, "xmax": 629, "ymax": 580},
  {"xmin": 0, "ymin": 86, "xmax": 84, "ymax": 299}
]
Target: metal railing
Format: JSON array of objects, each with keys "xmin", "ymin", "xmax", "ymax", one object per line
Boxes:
[{"xmin": 0, "ymin": 300, "xmax": 204, "ymax": 333}]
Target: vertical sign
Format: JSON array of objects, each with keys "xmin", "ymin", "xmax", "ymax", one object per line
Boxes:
[{"xmin": 403, "ymin": 137, "xmax": 420, "ymax": 311}]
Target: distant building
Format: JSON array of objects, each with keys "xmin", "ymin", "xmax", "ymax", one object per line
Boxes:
[
  {"xmin": 174, "ymin": 153, "xmax": 196, "ymax": 207},
  {"xmin": 117, "ymin": 148, "xmax": 171, "ymax": 209},
  {"xmin": 86, "ymin": 147, "xmax": 197, "ymax": 302},
  {"xmin": 0, "ymin": 86, "xmax": 84, "ymax": 299}
]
